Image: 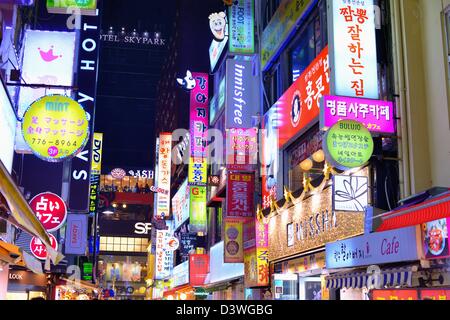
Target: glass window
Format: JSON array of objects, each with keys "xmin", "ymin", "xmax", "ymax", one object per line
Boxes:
[{"xmin": 290, "ymin": 15, "xmax": 322, "ymax": 83}]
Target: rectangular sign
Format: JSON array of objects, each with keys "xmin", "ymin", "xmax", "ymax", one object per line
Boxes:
[
  {"xmin": 64, "ymin": 214, "xmax": 88, "ymax": 255},
  {"xmin": 224, "ymin": 218, "xmax": 244, "ymax": 263},
  {"xmin": 226, "ymin": 173, "xmax": 255, "ymax": 218},
  {"xmin": 189, "ymin": 186, "xmax": 207, "ymax": 234},
  {"xmin": 325, "ymin": 226, "xmax": 419, "ymax": 269},
  {"xmin": 156, "ymin": 133, "xmax": 172, "ymax": 219},
  {"xmin": 209, "ymin": 38, "xmax": 228, "ymax": 72},
  {"xmin": 268, "ymin": 46, "xmax": 329, "ymax": 149},
  {"xmin": 321, "ymin": 96, "xmax": 395, "ymax": 134},
  {"xmin": 243, "ymin": 218, "xmax": 269, "ymax": 287},
  {"xmin": 90, "ymin": 132, "xmax": 103, "ymax": 175},
  {"xmin": 47, "ymin": 0, "xmax": 97, "ymax": 16},
  {"xmin": 189, "ymin": 73, "xmax": 209, "ymax": 158},
  {"xmin": 188, "ymin": 157, "xmax": 207, "ymax": 186},
  {"xmin": 172, "ymin": 178, "xmax": 190, "ymax": 230},
  {"xmin": 180, "ymin": 233, "xmax": 198, "ymax": 259},
  {"xmin": 0, "ymin": 80, "xmax": 16, "ymax": 173},
  {"xmin": 261, "ymin": 0, "xmax": 314, "ymax": 70},
  {"xmin": 422, "ymin": 218, "xmax": 450, "ymax": 260},
  {"xmin": 229, "ymin": 0, "xmax": 255, "ymax": 54},
  {"xmin": 155, "ymin": 229, "xmax": 172, "ymax": 280},
  {"xmin": 332, "ymin": 175, "xmax": 369, "ymax": 212},
  {"xmin": 372, "ymin": 290, "xmax": 419, "ymax": 301},
  {"xmin": 189, "ymin": 254, "xmax": 209, "ymax": 287},
  {"xmin": 172, "ymin": 261, "xmax": 189, "ymax": 288},
  {"xmin": 225, "ymin": 59, "xmax": 259, "ymax": 129},
  {"xmin": 69, "ymin": 14, "xmax": 101, "ymax": 212},
  {"xmin": 329, "ymin": 0, "xmax": 379, "ymax": 99},
  {"xmin": 226, "ymin": 128, "xmax": 258, "ymax": 171}
]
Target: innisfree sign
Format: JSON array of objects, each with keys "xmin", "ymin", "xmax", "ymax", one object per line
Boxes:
[{"xmin": 323, "ymin": 120, "xmax": 374, "ymax": 170}]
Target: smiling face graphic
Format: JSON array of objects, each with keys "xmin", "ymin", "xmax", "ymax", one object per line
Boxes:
[{"xmin": 209, "ymin": 12, "xmax": 227, "ymax": 41}]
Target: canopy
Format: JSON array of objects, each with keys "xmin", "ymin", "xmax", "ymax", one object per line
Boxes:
[
  {"xmin": 0, "ymin": 241, "xmax": 43, "ymax": 274},
  {"xmin": 376, "ymin": 190, "xmax": 450, "ymax": 232},
  {"xmin": 0, "ymin": 160, "xmax": 64, "ymax": 268}
]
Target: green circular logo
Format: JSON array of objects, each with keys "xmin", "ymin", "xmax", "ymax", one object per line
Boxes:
[{"xmin": 324, "ymin": 120, "xmax": 374, "ymax": 169}]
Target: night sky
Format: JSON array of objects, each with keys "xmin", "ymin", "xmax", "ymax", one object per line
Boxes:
[{"xmin": 95, "ymin": 0, "xmax": 224, "ymax": 170}]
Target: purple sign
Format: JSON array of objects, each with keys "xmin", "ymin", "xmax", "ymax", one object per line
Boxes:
[
  {"xmin": 320, "ymin": 96, "xmax": 395, "ymax": 135},
  {"xmin": 325, "ymin": 226, "xmax": 418, "ymax": 269},
  {"xmin": 64, "ymin": 214, "xmax": 88, "ymax": 255}
]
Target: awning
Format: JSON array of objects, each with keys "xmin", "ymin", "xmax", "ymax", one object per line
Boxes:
[
  {"xmin": 377, "ymin": 190, "xmax": 450, "ymax": 232},
  {"xmin": 0, "ymin": 160, "xmax": 64, "ymax": 268},
  {"xmin": 326, "ymin": 267, "xmax": 414, "ymax": 290},
  {"xmin": 0, "ymin": 241, "xmax": 43, "ymax": 274}
]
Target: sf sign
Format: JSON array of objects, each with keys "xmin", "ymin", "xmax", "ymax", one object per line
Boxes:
[
  {"xmin": 29, "ymin": 192, "xmax": 68, "ymax": 232},
  {"xmin": 30, "ymin": 234, "xmax": 58, "ymax": 260}
]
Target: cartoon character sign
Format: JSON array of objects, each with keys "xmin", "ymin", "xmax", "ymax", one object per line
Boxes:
[
  {"xmin": 177, "ymin": 70, "xmax": 196, "ymax": 90},
  {"xmin": 209, "ymin": 12, "xmax": 228, "ymax": 41}
]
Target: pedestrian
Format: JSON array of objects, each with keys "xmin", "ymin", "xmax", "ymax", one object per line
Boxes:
[
  {"xmin": 133, "ymin": 183, "xmax": 140, "ymax": 193},
  {"xmin": 144, "ymin": 183, "xmax": 150, "ymax": 193}
]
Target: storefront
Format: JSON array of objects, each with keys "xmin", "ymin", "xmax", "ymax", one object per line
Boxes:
[
  {"xmin": 265, "ymin": 167, "xmax": 368, "ymax": 300},
  {"xmin": 324, "ymin": 226, "xmax": 422, "ymax": 300},
  {"xmin": 204, "ymin": 241, "xmax": 244, "ymax": 300},
  {"xmin": 53, "ymin": 278, "xmax": 100, "ymax": 300},
  {"xmin": 163, "ymin": 260, "xmax": 195, "ymax": 300},
  {"xmin": 6, "ymin": 269, "xmax": 47, "ymax": 300}
]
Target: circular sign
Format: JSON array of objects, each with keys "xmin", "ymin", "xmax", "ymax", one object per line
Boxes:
[
  {"xmin": 29, "ymin": 192, "xmax": 68, "ymax": 232},
  {"xmin": 111, "ymin": 168, "xmax": 126, "ymax": 179},
  {"xmin": 166, "ymin": 237, "xmax": 180, "ymax": 251},
  {"xmin": 290, "ymin": 90, "xmax": 302, "ymax": 127},
  {"xmin": 22, "ymin": 95, "xmax": 90, "ymax": 162},
  {"xmin": 324, "ymin": 120, "xmax": 374, "ymax": 169},
  {"xmin": 30, "ymin": 234, "xmax": 58, "ymax": 260}
]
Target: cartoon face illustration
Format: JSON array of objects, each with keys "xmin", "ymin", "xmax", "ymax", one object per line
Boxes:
[
  {"xmin": 176, "ymin": 70, "xmax": 196, "ymax": 90},
  {"xmin": 209, "ymin": 12, "xmax": 227, "ymax": 41}
]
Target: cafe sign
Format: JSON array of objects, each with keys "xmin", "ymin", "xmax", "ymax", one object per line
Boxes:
[{"xmin": 323, "ymin": 120, "xmax": 374, "ymax": 170}]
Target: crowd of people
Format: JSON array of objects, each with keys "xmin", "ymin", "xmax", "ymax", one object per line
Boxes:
[{"xmin": 101, "ymin": 183, "xmax": 152, "ymax": 194}]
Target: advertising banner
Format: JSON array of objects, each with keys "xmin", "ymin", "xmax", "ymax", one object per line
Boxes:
[
  {"xmin": 155, "ymin": 229, "xmax": 173, "ymax": 280},
  {"xmin": 188, "ymin": 157, "xmax": 207, "ymax": 186},
  {"xmin": 172, "ymin": 178, "xmax": 190, "ymax": 230},
  {"xmin": 225, "ymin": 59, "xmax": 259, "ymax": 129},
  {"xmin": 329, "ymin": 0, "xmax": 379, "ymax": 99},
  {"xmin": 325, "ymin": 226, "xmax": 419, "ymax": 269},
  {"xmin": 69, "ymin": 13, "xmax": 101, "ymax": 212},
  {"xmin": 226, "ymin": 173, "xmax": 255, "ymax": 218},
  {"xmin": 0, "ymin": 80, "xmax": 16, "ymax": 173},
  {"xmin": 189, "ymin": 73, "xmax": 209, "ymax": 158},
  {"xmin": 47, "ymin": 0, "xmax": 97, "ymax": 16},
  {"xmin": 189, "ymin": 254, "xmax": 209, "ymax": 287},
  {"xmin": 172, "ymin": 261, "xmax": 189, "ymax": 288},
  {"xmin": 89, "ymin": 133, "xmax": 103, "ymax": 217},
  {"xmin": 261, "ymin": 108, "xmax": 279, "ymax": 209},
  {"xmin": 189, "ymin": 186, "xmax": 207, "ymax": 234},
  {"xmin": 333, "ymin": 175, "xmax": 369, "ymax": 212},
  {"xmin": 224, "ymin": 218, "xmax": 244, "ymax": 263},
  {"xmin": 229, "ymin": 0, "xmax": 255, "ymax": 54},
  {"xmin": 156, "ymin": 133, "xmax": 172, "ymax": 219},
  {"xmin": 180, "ymin": 233, "xmax": 198, "ymax": 259},
  {"xmin": 226, "ymin": 128, "xmax": 258, "ymax": 171},
  {"xmin": 243, "ymin": 218, "xmax": 269, "ymax": 287},
  {"xmin": 29, "ymin": 192, "xmax": 68, "ymax": 232},
  {"xmin": 321, "ymin": 96, "xmax": 395, "ymax": 135},
  {"xmin": 422, "ymin": 218, "xmax": 450, "ymax": 260},
  {"xmin": 64, "ymin": 214, "xmax": 88, "ymax": 255},
  {"xmin": 323, "ymin": 120, "xmax": 374, "ymax": 169}
]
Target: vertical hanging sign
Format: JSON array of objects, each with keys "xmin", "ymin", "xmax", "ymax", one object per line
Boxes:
[
  {"xmin": 89, "ymin": 132, "xmax": 103, "ymax": 217},
  {"xmin": 156, "ymin": 133, "xmax": 172, "ymax": 220},
  {"xmin": 69, "ymin": 13, "xmax": 101, "ymax": 212},
  {"xmin": 329, "ymin": 0, "xmax": 379, "ymax": 99},
  {"xmin": 229, "ymin": 0, "xmax": 255, "ymax": 54}
]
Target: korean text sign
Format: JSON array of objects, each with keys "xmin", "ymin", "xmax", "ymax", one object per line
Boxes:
[
  {"xmin": 329, "ymin": 0, "xmax": 379, "ymax": 99},
  {"xmin": 229, "ymin": 0, "xmax": 255, "ymax": 54},
  {"xmin": 155, "ymin": 229, "xmax": 173, "ymax": 280},
  {"xmin": 29, "ymin": 192, "xmax": 68, "ymax": 232},
  {"xmin": 243, "ymin": 218, "xmax": 269, "ymax": 287},
  {"xmin": 226, "ymin": 128, "xmax": 258, "ymax": 171},
  {"xmin": 325, "ymin": 226, "xmax": 418, "ymax": 269},
  {"xmin": 30, "ymin": 234, "xmax": 58, "ymax": 260},
  {"xmin": 22, "ymin": 95, "xmax": 90, "ymax": 162},
  {"xmin": 189, "ymin": 73, "xmax": 209, "ymax": 158},
  {"xmin": 156, "ymin": 133, "xmax": 172, "ymax": 219},
  {"xmin": 226, "ymin": 173, "xmax": 255, "ymax": 218},
  {"xmin": 269, "ymin": 46, "xmax": 329, "ymax": 149},
  {"xmin": 172, "ymin": 178, "xmax": 190, "ymax": 230},
  {"xmin": 321, "ymin": 96, "xmax": 395, "ymax": 134},
  {"xmin": 189, "ymin": 254, "xmax": 209, "ymax": 286}
]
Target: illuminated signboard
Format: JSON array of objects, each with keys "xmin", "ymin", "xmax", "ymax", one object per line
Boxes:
[
  {"xmin": 332, "ymin": 175, "xmax": 369, "ymax": 212},
  {"xmin": 156, "ymin": 133, "xmax": 172, "ymax": 219},
  {"xmin": 329, "ymin": 0, "xmax": 379, "ymax": 99},
  {"xmin": 226, "ymin": 128, "xmax": 258, "ymax": 171},
  {"xmin": 64, "ymin": 214, "xmax": 88, "ymax": 255},
  {"xmin": 244, "ymin": 219, "xmax": 269, "ymax": 287},
  {"xmin": 29, "ymin": 191, "xmax": 68, "ymax": 232},
  {"xmin": 226, "ymin": 173, "xmax": 255, "ymax": 218},
  {"xmin": 155, "ymin": 229, "xmax": 172, "ymax": 280},
  {"xmin": 46, "ymin": 0, "xmax": 97, "ymax": 16},
  {"xmin": 189, "ymin": 186, "xmax": 207, "ymax": 234},
  {"xmin": 21, "ymin": 95, "xmax": 89, "ymax": 162},
  {"xmin": 172, "ymin": 178, "xmax": 190, "ymax": 230},
  {"xmin": 89, "ymin": 133, "xmax": 103, "ymax": 217},
  {"xmin": 422, "ymin": 218, "xmax": 450, "ymax": 260},
  {"xmin": 224, "ymin": 218, "xmax": 244, "ymax": 263},
  {"xmin": 225, "ymin": 58, "xmax": 259, "ymax": 129},
  {"xmin": 229, "ymin": 0, "xmax": 255, "ymax": 54},
  {"xmin": 321, "ymin": 96, "xmax": 395, "ymax": 135},
  {"xmin": 30, "ymin": 234, "xmax": 58, "ymax": 261},
  {"xmin": 189, "ymin": 73, "xmax": 209, "ymax": 158},
  {"xmin": 0, "ymin": 80, "xmax": 16, "ymax": 173},
  {"xmin": 323, "ymin": 120, "xmax": 374, "ymax": 169},
  {"xmin": 261, "ymin": 0, "xmax": 314, "ymax": 71},
  {"xmin": 209, "ymin": 38, "xmax": 228, "ymax": 72}
]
